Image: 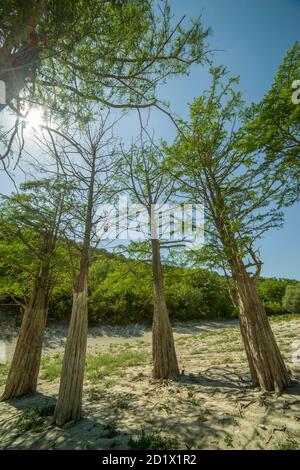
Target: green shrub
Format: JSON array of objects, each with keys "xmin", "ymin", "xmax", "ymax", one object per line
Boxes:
[
  {"xmin": 257, "ymin": 278, "xmax": 300, "ymax": 316},
  {"xmin": 48, "ymin": 288, "xmax": 73, "ymax": 324},
  {"xmin": 1, "ymin": 248, "xmax": 298, "ymax": 324},
  {"xmin": 282, "ymin": 284, "xmax": 300, "ymax": 313},
  {"xmin": 263, "ymin": 300, "xmax": 285, "ymax": 316},
  {"xmin": 128, "ymin": 428, "xmax": 178, "ymax": 450}
]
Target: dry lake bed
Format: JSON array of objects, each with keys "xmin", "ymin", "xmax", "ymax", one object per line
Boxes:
[{"xmin": 0, "ymin": 316, "xmax": 299, "ymax": 450}]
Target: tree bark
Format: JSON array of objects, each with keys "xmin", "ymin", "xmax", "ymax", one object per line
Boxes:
[
  {"xmin": 1, "ymin": 262, "xmax": 50, "ymax": 400},
  {"xmin": 51, "ymin": 276, "xmax": 88, "ymax": 426},
  {"xmin": 52, "ymin": 147, "xmax": 96, "ymax": 426},
  {"xmin": 151, "ymin": 239, "xmax": 179, "ymax": 379},
  {"xmin": 235, "ymin": 266, "xmax": 290, "ymax": 393}
]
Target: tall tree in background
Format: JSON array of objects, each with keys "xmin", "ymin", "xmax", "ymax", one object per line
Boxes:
[
  {"xmin": 114, "ymin": 141, "xmax": 182, "ymax": 379},
  {"xmin": 42, "ymin": 110, "xmax": 120, "ymax": 425},
  {"xmin": 0, "ymin": 178, "xmax": 71, "ymax": 400},
  {"xmin": 171, "ymin": 67, "xmax": 291, "ymax": 392},
  {"xmin": 241, "ymin": 42, "xmax": 300, "ymax": 204}
]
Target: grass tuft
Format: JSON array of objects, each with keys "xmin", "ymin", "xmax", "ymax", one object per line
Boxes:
[
  {"xmin": 128, "ymin": 428, "xmax": 178, "ymax": 450},
  {"xmin": 0, "ymin": 364, "xmax": 9, "ymax": 386},
  {"xmin": 86, "ymin": 351, "xmax": 148, "ymax": 383}
]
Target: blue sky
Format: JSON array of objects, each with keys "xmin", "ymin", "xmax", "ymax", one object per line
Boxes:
[
  {"xmin": 0, "ymin": 0, "xmax": 299, "ymax": 279},
  {"xmin": 170, "ymin": 0, "xmax": 300, "ymax": 280},
  {"xmin": 119, "ymin": 0, "xmax": 300, "ymax": 279},
  {"xmin": 127, "ymin": 0, "xmax": 300, "ymax": 280}
]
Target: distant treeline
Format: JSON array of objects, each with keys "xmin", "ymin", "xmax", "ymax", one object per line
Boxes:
[
  {"xmin": 0, "ymin": 250, "xmax": 298, "ymax": 326},
  {"xmin": 47, "ymin": 256, "xmax": 298, "ymax": 325}
]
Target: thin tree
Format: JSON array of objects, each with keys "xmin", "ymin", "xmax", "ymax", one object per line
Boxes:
[
  {"xmin": 114, "ymin": 140, "xmax": 185, "ymax": 379},
  {"xmin": 0, "ymin": 178, "xmax": 72, "ymax": 399},
  {"xmin": 172, "ymin": 67, "xmax": 291, "ymax": 392},
  {"xmin": 42, "ymin": 110, "xmax": 120, "ymax": 425}
]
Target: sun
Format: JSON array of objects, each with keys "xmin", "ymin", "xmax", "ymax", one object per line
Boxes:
[{"xmin": 24, "ymin": 106, "xmax": 45, "ymax": 132}]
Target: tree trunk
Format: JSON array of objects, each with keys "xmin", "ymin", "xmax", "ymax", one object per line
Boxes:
[
  {"xmin": 52, "ymin": 146, "xmax": 96, "ymax": 426},
  {"xmin": 1, "ymin": 263, "xmax": 49, "ymax": 400},
  {"xmin": 51, "ymin": 276, "xmax": 88, "ymax": 426},
  {"xmin": 235, "ymin": 267, "xmax": 290, "ymax": 393},
  {"xmin": 151, "ymin": 239, "xmax": 179, "ymax": 379}
]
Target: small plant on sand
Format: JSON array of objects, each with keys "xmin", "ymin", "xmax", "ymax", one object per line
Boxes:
[
  {"xmin": 157, "ymin": 403, "xmax": 172, "ymax": 415},
  {"xmin": 104, "ymin": 421, "xmax": 119, "ymax": 438},
  {"xmin": 40, "ymin": 354, "xmax": 62, "ymax": 381},
  {"xmin": 275, "ymin": 439, "xmax": 299, "ymax": 450},
  {"xmin": 87, "ymin": 388, "xmax": 105, "ymax": 402},
  {"xmin": 224, "ymin": 433, "xmax": 233, "ymax": 447},
  {"xmin": 113, "ymin": 394, "xmax": 132, "ymax": 410},
  {"xmin": 197, "ymin": 410, "xmax": 208, "ymax": 422},
  {"xmin": 128, "ymin": 428, "xmax": 178, "ymax": 450},
  {"xmin": 38, "ymin": 403, "xmax": 56, "ymax": 416},
  {"xmin": 103, "ymin": 379, "xmax": 117, "ymax": 389},
  {"xmin": 17, "ymin": 408, "xmax": 50, "ymax": 434},
  {"xmin": 86, "ymin": 351, "xmax": 148, "ymax": 383},
  {"xmin": 223, "ymin": 357, "xmax": 234, "ymax": 364}
]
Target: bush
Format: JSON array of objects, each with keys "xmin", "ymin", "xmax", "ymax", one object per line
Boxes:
[
  {"xmin": 1, "ymin": 249, "xmax": 298, "ymax": 324},
  {"xmin": 282, "ymin": 284, "xmax": 300, "ymax": 313},
  {"xmin": 48, "ymin": 287, "xmax": 73, "ymax": 324},
  {"xmin": 257, "ymin": 278, "xmax": 299, "ymax": 316}
]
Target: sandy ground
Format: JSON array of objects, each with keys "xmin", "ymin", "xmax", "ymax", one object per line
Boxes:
[{"xmin": 0, "ymin": 318, "xmax": 299, "ymax": 450}]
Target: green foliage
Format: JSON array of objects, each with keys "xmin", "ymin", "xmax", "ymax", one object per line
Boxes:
[
  {"xmin": 224, "ymin": 433, "xmax": 233, "ymax": 447},
  {"xmin": 48, "ymin": 285, "xmax": 73, "ymax": 323},
  {"xmin": 40, "ymin": 354, "xmax": 63, "ymax": 380},
  {"xmin": 89, "ymin": 256, "xmax": 234, "ymax": 324},
  {"xmin": 241, "ymin": 42, "xmax": 300, "ymax": 204},
  {"xmin": 275, "ymin": 439, "xmax": 299, "ymax": 450},
  {"xmin": 270, "ymin": 313, "xmax": 300, "ymax": 323},
  {"xmin": 258, "ymin": 278, "xmax": 299, "ymax": 316},
  {"xmin": 169, "ymin": 66, "xmax": 285, "ymax": 285},
  {"xmin": 85, "ymin": 351, "xmax": 148, "ymax": 382},
  {"xmin": 0, "ymin": 179, "xmax": 75, "ymax": 307},
  {"xmin": 1, "ymin": 0, "xmax": 209, "ymax": 119},
  {"xmin": 128, "ymin": 428, "xmax": 178, "ymax": 450},
  {"xmin": 16, "ymin": 405, "xmax": 55, "ymax": 434},
  {"xmin": 0, "ymin": 364, "xmax": 9, "ymax": 386},
  {"xmin": 89, "ymin": 257, "xmax": 153, "ymax": 324},
  {"xmin": 0, "ymin": 179, "xmax": 296, "ymax": 325},
  {"xmin": 282, "ymin": 284, "xmax": 300, "ymax": 313},
  {"xmin": 1, "ymin": 239, "xmax": 297, "ymax": 324}
]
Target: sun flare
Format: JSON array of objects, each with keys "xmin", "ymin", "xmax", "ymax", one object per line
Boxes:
[{"xmin": 24, "ymin": 107, "xmax": 45, "ymax": 132}]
